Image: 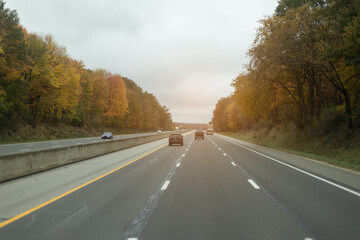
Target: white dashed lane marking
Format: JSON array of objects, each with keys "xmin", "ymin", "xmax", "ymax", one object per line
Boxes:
[
  {"xmin": 223, "ymin": 153, "xmax": 227, "ymax": 156},
  {"xmin": 161, "ymin": 180, "xmax": 171, "ymax": 191},
  {"xmin": 248, "ymin": 179, "xmax": 260, "ymax": 189},
  {"xmin": 19, "ymin": 149, "xmax": 31, "ymax": 152},
  {"xmin": 219, "ymin": 135, "xmax": 360, "ymax": 198},
  {"xmin": 176, "ymin": 163, "xmax": 181, "ymax": 167},
  {"xmin": 231, "ymin": 162, "xmax": 236, "ymax": 167}
]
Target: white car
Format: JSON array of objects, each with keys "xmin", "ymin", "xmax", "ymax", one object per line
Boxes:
[{"xmin": 157, "ymin": 130, "xmax": 162, "ymax": 134}]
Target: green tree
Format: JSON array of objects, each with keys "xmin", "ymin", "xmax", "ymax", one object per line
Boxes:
[{"xmin": 123, "ymin": 77, "xmax": 145, "ymax": 129}]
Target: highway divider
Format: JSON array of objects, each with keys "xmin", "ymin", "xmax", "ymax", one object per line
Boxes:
[{"xmin": 0, "ymin": 133, "xmax": 171, "ymax": 182}]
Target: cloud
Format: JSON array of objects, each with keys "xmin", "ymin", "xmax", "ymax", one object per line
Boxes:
[{"xmin": 6, "ymin": 0, "xmax": 278, "ymax": 123}]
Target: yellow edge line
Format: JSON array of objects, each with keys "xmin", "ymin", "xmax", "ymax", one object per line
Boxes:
[{"xmin": 0, "ymin": 144, "xmax": 167, "ymax": 228}]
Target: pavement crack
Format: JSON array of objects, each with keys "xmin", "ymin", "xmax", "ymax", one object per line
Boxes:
[{"xmin": 124, "ymin": 157, "xmax": 183, "ymax": 240}]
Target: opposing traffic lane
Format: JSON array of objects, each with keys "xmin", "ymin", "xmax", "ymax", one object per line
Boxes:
[{"xmin": 0, "ymin": 132, "xmax": 172, "ymax": 156}]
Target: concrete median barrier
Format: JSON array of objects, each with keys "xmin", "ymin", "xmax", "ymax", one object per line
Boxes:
[{"xmin": 0, "ymin": 133, "xmax": 171, "ymax": 182}]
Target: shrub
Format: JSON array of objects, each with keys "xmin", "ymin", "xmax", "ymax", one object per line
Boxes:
[{"xmin": 316, "ymin": 106, "xmax": 346, "ymax": 136}]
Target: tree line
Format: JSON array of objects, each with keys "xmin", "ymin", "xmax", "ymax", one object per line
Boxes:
[
  {"xmin": 0, "ymin": 1, "xmax": 173, "ymax": 132},
  {"xmin": 213, "ymin": 0, "xmax": 360, "ymax": 133}
]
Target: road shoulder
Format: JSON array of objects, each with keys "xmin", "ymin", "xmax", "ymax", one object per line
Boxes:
[{"xmin": 215, "ymin": 133, "xmax": 360, "ymax": 191}]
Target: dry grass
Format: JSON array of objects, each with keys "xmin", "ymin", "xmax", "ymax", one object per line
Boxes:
[{"xmin": 220, "ymin": 122, "xmax": 360, "ymax": 171}]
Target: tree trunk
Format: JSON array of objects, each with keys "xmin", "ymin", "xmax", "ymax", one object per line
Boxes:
[
  {"xmin": 343, "ymin": 91, "xmax": 354, "ymax": 131},
  {"xmin": 308, "ymin": 76, "xmax": 315, "ymax": 121},
  {"xmin": 328, "ymin": 61, "xmax": 354, "ymax": 131},
  {"xmin": 297, "ymin": 76, "xmax": 307, "ymax": 128}
]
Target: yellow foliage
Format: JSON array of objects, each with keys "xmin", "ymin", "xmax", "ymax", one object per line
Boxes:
[{"xmin": 104, "ymin": 74, "xmax": 128, "ymax": 119}]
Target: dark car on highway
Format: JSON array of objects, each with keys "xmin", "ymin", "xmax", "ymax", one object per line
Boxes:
[
  {"xmin": 101, "ymin": 132, "xmax": 113, "ymax": 139},
  {"xmin": 169, "ymin": 133, "xmax": 183, "ymax": 146},
  {"xmin": 195, "ymin": 130, "xmax": 204, "ymax": 140}
]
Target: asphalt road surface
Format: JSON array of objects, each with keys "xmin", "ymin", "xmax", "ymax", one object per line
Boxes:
[
  {"xmin": 0, "ymin": 132, "xmax": 359, "ymax": 240},
  {"xmin": 0, "ymin": 132, "xmax": 172, "ymax": 156}
]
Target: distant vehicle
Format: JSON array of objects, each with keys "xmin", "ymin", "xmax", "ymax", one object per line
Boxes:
[
  {"xmin": 169, "ymin": 133, "xmax": 183, "ymax": 146},
  {"xmin": 195, "ymin": 130, "xmax": 204, "ymax": 140},
  {"xmin": 207, "ymin": 122, "xmax": 214, "ymax": 135},
  {"xmin": 206, "ymin": 129, "xmax": 213, "ymax": 135},
  {"xmin": 101, "ymin": 132, "xmax": 113, "ymax": 139},
  {"xmin": 157, "ymin": 130, "xmax": 162, "ymax": 134},
  {"xmin": 175, "ymin": 127, "xmax": 179, "ymax": 131}
]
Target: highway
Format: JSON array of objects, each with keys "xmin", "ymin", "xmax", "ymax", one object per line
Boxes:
[
  {"xmin": 0, "ymin": 132, "xmax": 359, "ymax": 240},
  {"xmin": 0, "ymin": 132, "xmax": 171, "ymax": 156}
]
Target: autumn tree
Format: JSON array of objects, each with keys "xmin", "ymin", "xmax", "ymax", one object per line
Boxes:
[
  {"xmin": 103, "ymin": 73, "xmax": 128, "ymax": 127},
  {"xmin": 0, "ymin": 0, "xmax": 26, "ymax": 125},
  {"xmin": 123, "ymin": 77, "xmax": 173, "ymax": 131},
  {"xmin": 215, "ymin": 0, "xmax": 359, "ymax": 132},
  {"xmin": 212, "ymin": 97, "xmax": 231, "ymax": 131},
  {"xmin": 158, "ymin": 105, "xmax": 173, "ymax": 130},
  {"xmin": 0, "ymin": 1, "xmax": 173, "ymax": 135},
  {"xmin": 122, "ymin": 77, "xmax": 144, "ymax": 129}
]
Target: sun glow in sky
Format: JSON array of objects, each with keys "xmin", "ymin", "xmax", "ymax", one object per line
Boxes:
[{"xmin": 6, "ymin": 0, "xmax": 278, "ymax": 123}]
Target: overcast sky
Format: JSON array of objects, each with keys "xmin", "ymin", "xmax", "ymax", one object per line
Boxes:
[{"xmin": 6, "ymin": 0, "xmax": 278, "ymax": 123}]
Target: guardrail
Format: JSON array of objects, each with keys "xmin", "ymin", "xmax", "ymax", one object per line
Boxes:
[{"xmin": 0, "ymin": 133, "xmax": 171, "ymax": 182}]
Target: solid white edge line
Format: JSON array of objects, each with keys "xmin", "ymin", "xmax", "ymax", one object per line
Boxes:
[
  {"xmin": 248, "ymin": 179, "xmax": 260, "ymax": 189},
  {"xmin": 176, "ymin": 163, "xmax": 181, "ymax": 167},
  {"xmin": 161, "ymin": 180, "xmax": 170, "ymax": 191},
  {"xmin": 220, "ymin": 135, "xmax": 360, "ymax": 198},
  {"xmin": 231, "ymin": 162, "xmax": 236, "ymax": 167}
]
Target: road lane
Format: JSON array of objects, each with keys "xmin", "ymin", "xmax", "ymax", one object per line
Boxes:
[
  {"xmin": 0, "ymin": 132, "xmax": 173, "ymax": 156},
  {"xmin": 0, "ymin": 134, "xmax": 191, "ymax": 240},
  {"xmin": 0, "ymin": 132, "xmax": 359, "ymax": 240},
  {"xmin": 209, "ymin": 134, "xmax": 360, "ymax": 240},
  {"xmin": 215, "ymin": 133, "xmax": 360, "ymax": 190},
  {"xmin": 0, "ymin": 137, "xmax": 172, "ymax": 222},
  {"xmin": 140, "ymin": 133, "xmax": 314, "ymax": 240}
]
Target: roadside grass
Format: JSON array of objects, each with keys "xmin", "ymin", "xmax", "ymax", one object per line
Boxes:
[
  {"xmin": 219, "ymin": 123, "xmax": 360, "ymax": 171},
  {"xmin": 0, "ymin": 123, "xmax": 154, "ymax": 145}
]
